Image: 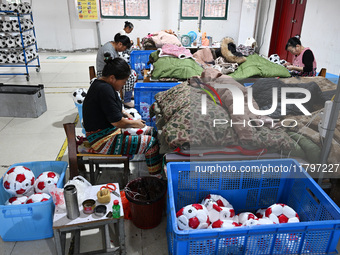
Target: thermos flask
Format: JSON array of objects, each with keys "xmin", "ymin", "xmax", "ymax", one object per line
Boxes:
[{"xmin": 63, "ymin": 184, "xmax": 80, "ymax": 220}]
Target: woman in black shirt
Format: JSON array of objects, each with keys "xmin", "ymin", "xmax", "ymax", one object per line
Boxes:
[{"xmin": 83, "ymin": 57, "xmax": 163, "ymax": 176}]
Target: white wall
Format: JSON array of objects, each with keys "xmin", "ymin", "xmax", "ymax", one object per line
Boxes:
[
  {"xmin": 238, "ymin": 0, "xmax": 259, "ymax": 45},
  {"xmin": 254, "ymin": 0, "xmax": 275, "ymax": 56},
  {"xmin": 31, "ymin": 0, "xmax": 73, "ymax": 51},
  {"xmin": 31, "ymin": 0, "xmax": 339, "ymax": 75},
  {"xmin": 255, "ymin": 0, "xmax": 340, "ymax": 75},
  {"xmin": 32, "ymin": 0, "xmax": 248, "ymax": 50},
  {"xmin": 301, "ymin": 0, "xmax": 340, "ymax": 75}
]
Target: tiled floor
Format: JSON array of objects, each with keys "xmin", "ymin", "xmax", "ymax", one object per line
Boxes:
[{"xmin": 0, "ymin": 51, "xmax": 168, "ymax": 255}]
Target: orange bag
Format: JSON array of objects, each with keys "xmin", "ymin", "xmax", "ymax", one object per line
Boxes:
[{"xmin": 120, "ymin": 190, "xmax": 131, "ymax": 219}]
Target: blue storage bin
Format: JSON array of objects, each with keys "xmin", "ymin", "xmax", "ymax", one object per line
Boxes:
[
  {"xmin": 130, "ymin": 50, "xmax": 155, "ymax": 79},
  {"xmin": 75, "ymin": 102, "xmax": 85, "ymax": 135},
  {"xmin": 0, "ymin": 161, "xmax": 67, "ymax": 241},
  {"xmin": 167, "ymin": 159, "xmax": 340, "ymax": 255},
  {"xmin": 134, "ymin": 82, "xmax": 180, "ymax": 129}
]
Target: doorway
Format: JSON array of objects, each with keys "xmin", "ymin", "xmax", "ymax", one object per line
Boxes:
[{"xmin": 269, "ymin": 0, "xmax": 307, "ymax": 62}]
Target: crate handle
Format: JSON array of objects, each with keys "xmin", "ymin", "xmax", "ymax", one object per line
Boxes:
[
  {"xmin": 306, "ymin": 187, "xmax": 320, "ymax": 204},
  {"xmin": 2, "ymin": 207, "xmax": 33, "ymax": 218}
]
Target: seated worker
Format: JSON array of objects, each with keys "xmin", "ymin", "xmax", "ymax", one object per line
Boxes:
[
  {"xmin": 119, "ymin": 21, "xmax": 134, "ymax": 37},
  {"xmin": 83, "ymin": 57, "xmax": 163, "ymax": 176},
  {"xmin": 96, "ymin": 33, "xmax": 135, "ymax": 107},
  {"xmin": 284, "ymin": 36, "xmax": 317, "ymax": 77}
]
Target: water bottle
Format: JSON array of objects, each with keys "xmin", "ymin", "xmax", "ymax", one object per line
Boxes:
[
  {"xmin": 63, "ymin": 184, "xmax": 80, "ymax": 220},
  {"xmin": 197, "ymin": 31, "xmax": 202, "ymax": 47},
  {"xmin": 112, "ymin": 199, "xmax": 120, "ymax": 219}
]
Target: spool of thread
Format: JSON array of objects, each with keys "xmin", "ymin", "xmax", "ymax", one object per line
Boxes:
[{"xmin": 63, "ymin": 185, "xmax": 80, "ymax": 220}]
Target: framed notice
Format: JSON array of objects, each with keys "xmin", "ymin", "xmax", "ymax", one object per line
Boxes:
[{"xmin": 76, "ymin": 0, "xmax": 100, "ymax": 21}]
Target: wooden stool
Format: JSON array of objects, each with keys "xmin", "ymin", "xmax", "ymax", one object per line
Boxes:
[
  {"xmin": 63, "ymin": 123, "xmax": 130, "ymax": 185},
  {"xmin": 53, "ymin": 184, "xmax": 126, "ymax": 255}
]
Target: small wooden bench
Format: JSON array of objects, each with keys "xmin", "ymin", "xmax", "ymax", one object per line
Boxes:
[{"xmin": 63, "ymin": 123, "xmax": 129, "ymax": 185}]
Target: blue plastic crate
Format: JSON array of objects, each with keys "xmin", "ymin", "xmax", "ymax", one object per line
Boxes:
[
  {"xmin": 326, "ymin": 73, "xmax": 339, "ymax": 85},
  {"xmin": 0, "ymin": 161, "xmax": 67, "ymax": 241},
  {"xmin": 130, "ymin": 50, "xmax": 155, "ymax": 79},
  {"xmin": 166, "ymin": 159, "xmax": 340, "ymax": 255},
  {"xmin": 134, "ymin": 82, "xmax": 180, "ymax": 129}
]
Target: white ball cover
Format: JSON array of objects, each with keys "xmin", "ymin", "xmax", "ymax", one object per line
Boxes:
[
  {"xmin": 5, "ymin": 195, "xmax": 28, "ymax": 205},
  {"xmin": 265, "ymin": 203, "xmax": 300, "ymax": 224},
  {"xmin": 2, "ymin": 166, "xmax": 35, "ymax": 196},
  {"xmin": 34, "ymin": 171, "xmax": 60, "ymax": 193},
  {"xmin": 26, "ymin": 193, "xmax": 51, "ymax": 204},
  {"xmin": 176, "ymin": 203, "xmax": 210, "ymax": 230},
  {"xmin": 72, "ymin": 88, "xmax": 87, "ymax": 104}
]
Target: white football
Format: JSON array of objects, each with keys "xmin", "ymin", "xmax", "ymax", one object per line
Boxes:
[
  {"xmin": 238, "ymin": 212, "xmax": 258, "ymax": 225},
  {"xmin": 8, "ymin": 2, "xmax": 21, "ymax": 13},
  {"xmin": 124, "ymin": 107, "xmax": 141, "ymax": 120},
  {"xmin": 202, "ymin": 194, "xmax": 234, "ymax": 222},
  {"xmin": 202, "ymin": 194, "xmax": 232, "ymax": 208},
  {"xmin": 26, "ymin": 193, "xmax": 51, "ymax": 204},
  {"xmin": 6, "ymin": 37, "xmax": 16, "ymax": 48},
  {"xmin": 5, "ymin": 195, "xmax": 28, "ymax": 205},
  {"xmin": 72, "ymin": 88, "xmax": 87, "ymax": 104},
  {"xmin": 265, "ymin": 203, "xmax": 300, "ymax": 224},
  {"xmin": 131, "ymin": 69, "xmax": 138, "ymax": 82},
  {"xmin": 17, "ymin": 52, "xmax": 25, "ymax": 63},
  {"xmin": 22, "ymin": 2, "xmax": 31, "ymax": 14},
  {"xmin": 210, "ymin": 219, "xmax": 240, "ymax": 229},
  {"xmin": 122, "ymin": 126, "xmax": 148, "ymax": 136},
  {"xmin": 2, "ymin": 166, "xmax": 35, "ymax": 196},
  {"xmin": 0, "ymin": 36, "xmax": 7, "ymax": 48},
  {"xmin": 10, "ymin": 20, "xmax": 20, "ymax": 32},
  {"xmin": 0, "ymin": 3, "xmax": 9, "ymax": 11},
  {"xmin": 34, "ymin": 171, "xmax": 60, "ymax": 194},
  {"xmin": 0, "ymin": 52, "xmax": 6, "ymax": 63},
  {"xmin": 269, "ymin": 54, "xmax": 280, "ymax": 63},
  {"xmin": 176, "ymin": 204, "xmax": 210, "ymax": 230},
  {"xmin": 2, "ymin": 21, "xmax": 12, "ymax": 32},
  {"xmin": 255, "ymin": 208, "xmax": 267, "ymax": 218},
  {"xmin": 7, "ymin": 52, "xmax": 18, "ymax": 63},
  {"xmin": 242, "ymin": 217, "xmax": 275, "ymax": 226}
]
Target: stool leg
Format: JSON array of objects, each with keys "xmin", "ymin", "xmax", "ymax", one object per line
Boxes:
[
  {"xmin": 53, "ymin": 229, "xmax": 64, "ymax": 255},
  {"xmin": 118, "ymin": 219, "xmax": 126, "ymax": 255},
  {"xmin": 73, "ymin": 230, "xmax": 81, "ymax": 254},
  {"xmin": 123, "ymin": 159, "xmax": 129, "ymax": 186},
  {"xmin": 104, "ymin": 224, "xmax": 111, "ymax": 252},
  {"xmin": 89, "ymin": 160, "xmax": 95, "ymax": 184}
]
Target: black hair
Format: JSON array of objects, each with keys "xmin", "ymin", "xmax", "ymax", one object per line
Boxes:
[
  {"xmin": 285, "ymin": 37, "xmax": 302, "ymax": 50},
  {"xmin": 114, "ymin": 33, "xmax": 131, "ymax": 49},
  {"xmin": 124, "ymin": 21, "xmax": 134, "ymax": 29},
  {"xmin": 102, "ymin": 53, "xmax": 131, "ymax": 79}
]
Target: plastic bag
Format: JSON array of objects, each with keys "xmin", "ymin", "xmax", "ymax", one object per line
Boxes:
[
  {"xmin": 120, "ymin": 190, "xmax": 131, "ymax": 220},
  {"xmin": 65, "ymin": 175, "xmax": 92, "ymax": 205},
  {"xmin": 49, "ymin": 185, "xmax": 66, "ymax": 210}
]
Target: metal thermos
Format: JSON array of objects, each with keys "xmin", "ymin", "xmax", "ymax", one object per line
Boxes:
[{"xmin": 63, "ymin": 184, "xmax": 80, "ymax": 220}]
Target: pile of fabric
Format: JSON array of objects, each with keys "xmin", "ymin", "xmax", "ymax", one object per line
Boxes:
[
  {"xmin": 149, "ymin": 70, "xmax": 339, "ymax": 168},
  {"xmin": 149, "ymin": 44, "xmax": 203, "ymax": 81},
  {"xmin": 141, "ymin": 30, "xmax": 181, "ymax": 49}
]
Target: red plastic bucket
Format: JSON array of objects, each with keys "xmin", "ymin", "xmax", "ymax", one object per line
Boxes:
[{"xmin": 125, "ymin": 176, "xmax": 167, "ymax": 229}]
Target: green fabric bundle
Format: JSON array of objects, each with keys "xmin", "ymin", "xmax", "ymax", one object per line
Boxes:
[{"xmin": 229, "ymin": 54, "xmax": 291, "ymax": 80}]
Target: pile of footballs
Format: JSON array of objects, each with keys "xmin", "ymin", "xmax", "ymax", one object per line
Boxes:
[
  {"xmin": 176, "ymin": 194, "xmax": 300, "ymax": 230},
  {"xmin": 2, "ymin": 166, "xmax": 59, "ymax": 205}
]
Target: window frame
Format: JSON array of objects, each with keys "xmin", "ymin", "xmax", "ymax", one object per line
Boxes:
[
  {"xmin": 180, "ymin": 0, "xmax": 228, "ymax": 20},
  {"xmin": 100, "ymin": 0, "xmax": 150, "ymax": 19}
]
